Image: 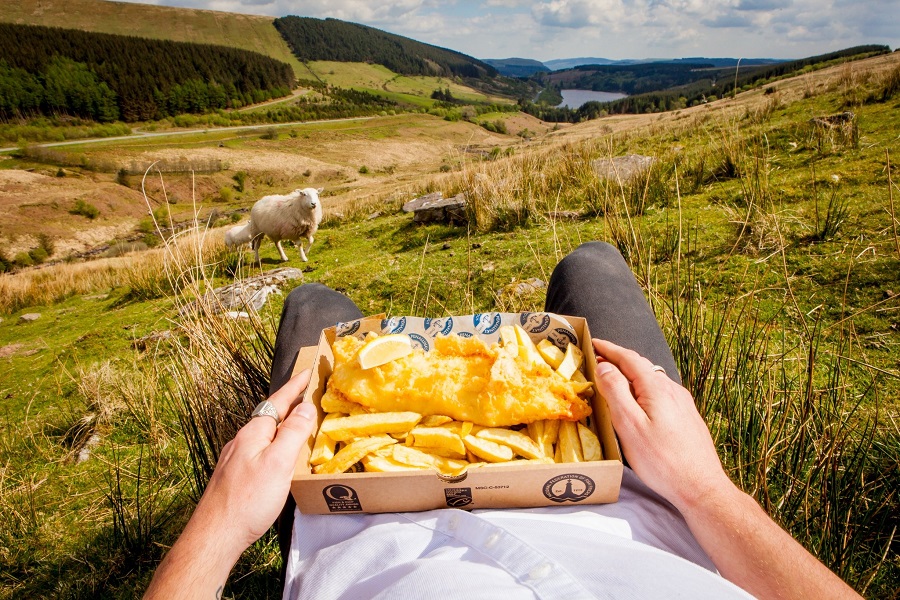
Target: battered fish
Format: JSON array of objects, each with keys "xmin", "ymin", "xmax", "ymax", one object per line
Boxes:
[{"xmin": 326, "ymin": 334, "xmax": 592, "ymax": 427}]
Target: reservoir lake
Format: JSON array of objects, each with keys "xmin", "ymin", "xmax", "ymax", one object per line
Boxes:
[{"xmin": 557, "ymin": 89, "xmax": 628, "ymax": 108}]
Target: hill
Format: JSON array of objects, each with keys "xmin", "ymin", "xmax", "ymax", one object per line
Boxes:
[
  {"xmin": 0, "ymin": 0, "xmax": 306, "ymax": 77},
  {"xmin": 275, "ymin": 16, "xmax": 497, "ymax": 79},
  {"xmin": 483, "ymin": 58, "xmax": 550, "ymax": 78},
  {"xmin": 0, "ymin": 23, "xmax": 294, "ymax": 121}
]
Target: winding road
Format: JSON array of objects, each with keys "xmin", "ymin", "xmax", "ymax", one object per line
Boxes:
[{"xmin": 0, "ymin": 115, "xmax": 377, "ymax": 154}]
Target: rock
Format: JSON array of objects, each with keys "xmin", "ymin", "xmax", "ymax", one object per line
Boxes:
[
  {"xmin": 76, "ymin": 434, "xmax": 101, "ymax": 464},
  {"xmin": 183, "ymin": 267, "xmax": 304, "ymax": 315},
  {"xmin": 441, "ymin": 242, "xmax": 451, "ymax": 250},
  {"xmin": 0, "ymin": 343, "xmax": 23, "ymax": 358},
  {"xmin": 403, "ymin": 191, "xmax": 443, "ymax": 213},
  {"xmin": 225, "ymin": 311, "xmax": 251, "ymax": 319},
  {"xmin": 413, "ymin": 194, "xmax": 468, "ymax": 225},
  {"xmin": 133, "ymin": 330, "xmax": 173, "ymax": 351},
  {"xmin": 367, "ymin": 211, "xmax": 382, "ymax": 220},
  {"xmin": 498, "ymin": 278, "xmax": 546, "ymax": 297},
  {"xmin": 592, "ymin": 154, "xmax": 656, "ymax": 182},
  {"xmin": 809, "ymin": 111, "xmax": 855, "ymax": 127},
  {"xmin": 548, "ymin": 210, "xmax": 581, "ymax": 221},
  {"xmin": 471, "ymin": 243, "xmax": 482, "ymax": 249},
  {"xmin": 18, "ymin": 313, "xmax": 41, "ymax": 323}
]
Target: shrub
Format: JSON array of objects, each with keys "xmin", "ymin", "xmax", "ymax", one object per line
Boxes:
[
  {"xmin": 218, "ymin": 187, "xmax": 234, "ymax": 203},
  {"xmin": 70, "ymin": 199, "xmax": 100, "ymax": 219},
  {"xmin": 13, "ymin": 252, "xmax": 33, "ymax": 268},
  {"xmin": 0, "ymin": 248, "xmax": 11, "ymax": 273},
  {"xmin": 36, "ymin": 233, "xmax": 55, "ymax": 257},
  {"xmin": 358, "ymin": 166, "xmax": 369, "ymax": 174},
  {"xmin": 230, "ymin": 212, "xmax": 242, "ymax": 223},
  {"xmin": 55, "ymin": 168, "xmax": 65, "ymax": 178},
  {"xmin": 117, "ymin": 168, "xmax": 130, "ymax": 187},
  {"xmin": 28, "ymin": 247, "xmax": 48, "ymax": 264},
  {"xmin": 232, "ymin": 171, "xmax": 247, "ymax": 193}
]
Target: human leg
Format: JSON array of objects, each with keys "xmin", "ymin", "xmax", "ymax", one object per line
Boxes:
[
  {"xmin": 269, "ymin": 283, "xmax": 363, "ymax": 395},
  {"xmin": 544, "ymin": 241, "xmax": 680, "ymax": 385},
  {"xmin": 270, "ymin": 283, "xmax": 362, "ymax": 570}
]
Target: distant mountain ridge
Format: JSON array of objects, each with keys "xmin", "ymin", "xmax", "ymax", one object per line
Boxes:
[
  {"xmin": 482, "ymin": 58, "xmax": 549, "ymax": 77},
  {"xmin": 499, "ymin": 56, "xmax": 788, "ymax": 73}
]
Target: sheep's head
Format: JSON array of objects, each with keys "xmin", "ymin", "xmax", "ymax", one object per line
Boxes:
[{"xmin": 294, "ymin": 187, "xmax": 321, "ymax": 210}]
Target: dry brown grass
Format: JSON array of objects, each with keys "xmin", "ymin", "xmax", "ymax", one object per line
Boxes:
[{"xmin": 0, "ymin": 229, "xmax": 227, "ymax": 314}]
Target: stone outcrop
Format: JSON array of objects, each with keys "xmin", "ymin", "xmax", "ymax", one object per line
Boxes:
[{"xmin": 592, "ymin": 154, "xmax": 656, "ymax": 182}]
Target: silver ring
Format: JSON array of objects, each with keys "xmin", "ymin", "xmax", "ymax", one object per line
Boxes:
[
  {"xmin": 651, "ymin": 365, "xmax": 667, "ymax": 375},
  {"xmin": 251, "ymin": 400, "xmax": 281, "ymax": 425}
]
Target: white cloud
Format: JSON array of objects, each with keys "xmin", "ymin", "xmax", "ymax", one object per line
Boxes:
[{"xmin": 113, "ymin": 0, "xmax": 898, "ymax": 61}]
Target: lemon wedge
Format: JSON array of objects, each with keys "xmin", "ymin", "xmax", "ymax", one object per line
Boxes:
[{"xmin": 357, "ymin": 334, "xmax": 414, "ymax": 369}]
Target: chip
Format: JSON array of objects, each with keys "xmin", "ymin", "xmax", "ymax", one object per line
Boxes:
[
  {"xmin": 578, "ymin": 423, "xmax": 603, "ymax": 461},
  {"xmin": 475, "ymin": 428, "xmax": 545, "ymax": 459},
  {"xmin": 319, "ymin": 411, "xmax": 423, "ymax": 442},
  {"xmin": 314, "ymin": 435, "xmax": 397, "ymax": 474},
  {"xmin": 463, "ymin": 434, "xmax": 514, "ymax": 462},
  {"xmin": 409, "ymin": 426, "xmax": 466, "ymax": 458},
  {"xmin": 558, "ymin": 421, "xmax": 584, "ymax": 462}
]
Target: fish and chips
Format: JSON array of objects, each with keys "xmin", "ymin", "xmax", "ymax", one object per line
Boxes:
[{"xmin": 309, "ymin": 324, "xmax": 604, "ymax": 476}]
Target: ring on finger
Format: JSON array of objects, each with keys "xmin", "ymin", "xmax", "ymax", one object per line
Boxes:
[
  {"xmin": 650, "ymin": 365, "xmax": 667, "ymax": 375},
  {"xmin": 251, "ymin": 400, "xmax": 281, "ymax": 425}
]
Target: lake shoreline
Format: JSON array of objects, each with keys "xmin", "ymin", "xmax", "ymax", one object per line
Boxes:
[{"xmin": 557, "ymin": 89, "xmax": 628, "ymax": 109}]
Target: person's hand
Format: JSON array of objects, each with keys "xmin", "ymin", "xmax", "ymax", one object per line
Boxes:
[
  {"xmin": 145, "ymin": 371, "xmax": 318, "ymax": 598},
  {"xmin": 592, "ymin": 340, "xmax": 732, "ymax": 511},
  {"xmin": 187, "ymin": 370, "xmax": 318, "ymax": 557}
]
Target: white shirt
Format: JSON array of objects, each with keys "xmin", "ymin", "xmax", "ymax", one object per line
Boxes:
[{"xmin": 284, "ymin": 468, "xmax": 754, "ymax": 599}]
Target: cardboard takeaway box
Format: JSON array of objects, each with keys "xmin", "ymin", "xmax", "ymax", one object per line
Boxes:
[{"xmin": 290, "ymin": 312, "xmax": 623, "ymax": 514}]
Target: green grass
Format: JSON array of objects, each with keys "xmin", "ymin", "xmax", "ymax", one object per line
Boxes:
[
  {"xmin": 1, "ymin": 56, "xmax": 899, "ymax": 597},
  {"xmin": 307, "ymin": 61, "xmax": 512, "ymax": 105}
]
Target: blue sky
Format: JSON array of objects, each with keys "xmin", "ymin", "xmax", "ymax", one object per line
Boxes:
[{"xmin": 116, "ymin": 0, "xmax": 899, "ymax": 61}]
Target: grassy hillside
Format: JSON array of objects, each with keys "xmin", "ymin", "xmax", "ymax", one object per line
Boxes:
[
  {"xmin": 304, "ymin": 61, "xmax": 511, "ymax": 106},
  {"xmin": 0, "ymin": 52, "xmax": 898, "ymax": 598},
  {"xmin": 0, "ymin": 0, "xmax": 306, "ymax": 78},
  {"xmin": 275, "ymin": 16, "xmax": 496, "ymax": 79}
]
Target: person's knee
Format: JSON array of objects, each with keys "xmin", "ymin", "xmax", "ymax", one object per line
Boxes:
[
  {"xmin": 283, "ymin": 283, "xmax": 332, "ymax": 311},
  {"xmin": 554, "ymin": 241, "xmax": 623, "ymax": 277}
]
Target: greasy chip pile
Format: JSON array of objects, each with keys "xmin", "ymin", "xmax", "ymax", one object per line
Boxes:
[{"xmin": 310, "ymin": 325, "xmax": 603, "ymax": 476}]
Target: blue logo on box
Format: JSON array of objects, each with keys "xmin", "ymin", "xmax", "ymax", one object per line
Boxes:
[
  {"xmin": 520, "ymin": 312, "xmax": 551, "ymax": 333},
  {"xmin": 409, "ymin": 333, "xmax": 430, "ymax": 351},
  {"xmin": 424, "ymin": 317, "xmax": 453, "ymax": 337},
  {"xmin": 381, "ymin": 316, "xmax": 407, "ymax": 334},
  {"xmin": 336, "ymin": 320, "xmax": 361, "ymax": 337},
  {"xmin": 474, "ymin": 312, "xmax": 502, "ymax": 334},
  {"xmin": 549, "ymin": 327, "xmax": 578, "ymax": 349}
]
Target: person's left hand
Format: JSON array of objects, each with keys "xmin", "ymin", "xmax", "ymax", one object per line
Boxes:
[{"xmin": 187, "ymin": 369, "xmax": 319, "ymax": 557}]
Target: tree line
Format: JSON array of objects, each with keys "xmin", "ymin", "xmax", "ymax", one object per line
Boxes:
[
  {"xmin": 274, "ymin": 16, "xmax": 497, "ymax": 79},
  {"xmin": 0, "ymin": 23, "xmax": 294, "ymax": 122}
]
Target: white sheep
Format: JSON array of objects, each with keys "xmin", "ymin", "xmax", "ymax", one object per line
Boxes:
[
  {"xmin": 235, "ymin": 188, "xmax": 323, "ymax": 262},
  {"xmin": 224, "ymin": 221, "xmax": 254, "ymax": 248}
]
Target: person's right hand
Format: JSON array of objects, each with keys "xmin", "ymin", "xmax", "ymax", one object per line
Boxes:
[{"xmin": 592, "ymin": 339, "xmax": 733, "ymax": 510}]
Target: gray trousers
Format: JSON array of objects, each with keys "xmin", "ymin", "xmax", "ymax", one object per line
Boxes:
[{"xmin": 270, "ymin": 241, "xmax": 679, "ymax": 570}]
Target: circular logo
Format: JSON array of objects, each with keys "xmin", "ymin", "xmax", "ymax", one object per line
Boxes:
[
  {"xmin": 520, "ymin": 312, "xmax": 551, "ymax": 333},
  {"xmin": 409, "ymin": 333, "xmax": 430, "ymax": 351},
  {"xmin": 548, "ymin": 327, "xmax": 578, "ymax": 350},
  {"xmin": 473, "ymin": 312, "xmax": 502, "ymax": 334},
  {"xmin": 424, "ymin": 317, "xmax": 454, "ymax": 337},
  {"xmin": 542, "ymin": 474, "xmax": 596, "ymax": 503},
  {"xmin": 336, "ymin": 320, "xmax": 361, "ymax": 338},
  {"xmin": 381, "ymin": 316, "xmax": 407, "ymax": 334},
  {"xmin": 323, "ymin": 484, "xmax": 357, "ymax": 501}
]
